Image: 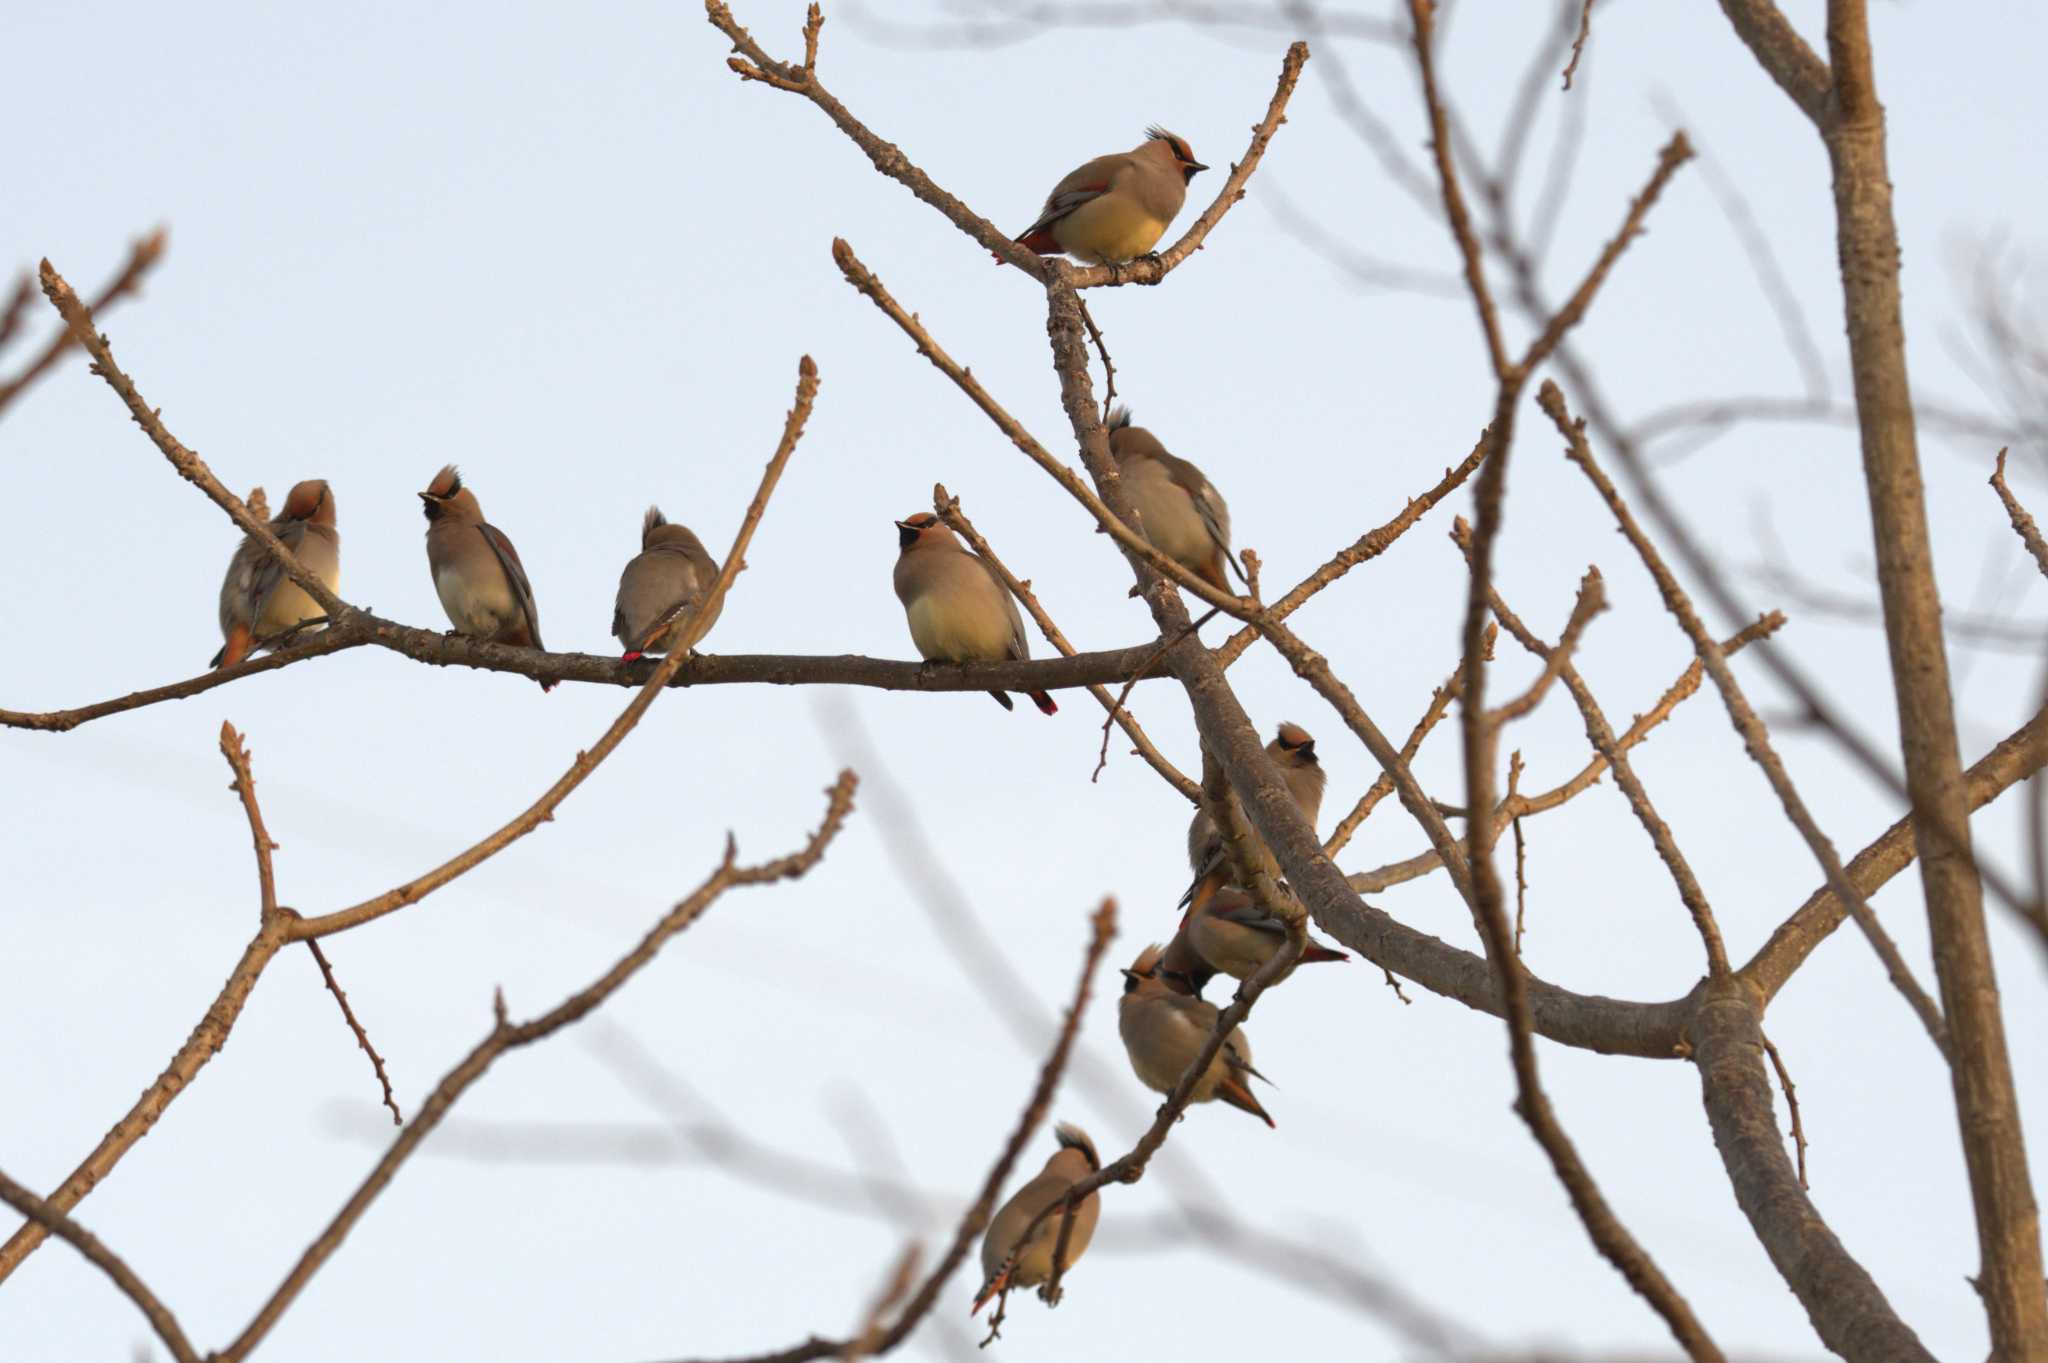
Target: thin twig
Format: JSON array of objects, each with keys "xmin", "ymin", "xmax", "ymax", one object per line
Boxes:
[
  {"xmin": 1760, "ymin": 1031, "xmax": 1809, "ymax": 1190},
  {"xmin": 0, "ymin": 231, "xmax": 166, "ymax": 416},
  {"xmin": 1408, "ymin": 0, "xmax": 1509, "ymax": 378},
  {"xmin": 1077, "ymin": 299, "xmax": 1117, "ymax": 405},
  {"xmin": 305, "ymin": 940, "xmax": 402, "ymax": 1125},
  {"xmin": 1991, "ymin": 446, "xmax": 2048, "ymax": 580},
  {"xmin": 1092, "ymin": 607, "xmax": 1219, "ymax": 788},
  {"xmin": 1484, "ymin": 566, "xmax": 1607, "ymax": 725},
  {"xmin": 1214, "ymin": 437, "xmax": 1488, "ymax": 669},
  {"xmin": 665, "ymin": 900, "xmax": 1117, "ymax": 1363},
  {"xmin": 218, "ymin": 722, "xmax": 278, "ymax": 920},
  {"xmin": 1561, "ymin": 0, "xmax": 1595, "ymax": 88},
  {"xmin": 1474, "ymin": 549, "xmax": 1732, "ymax": 978}
]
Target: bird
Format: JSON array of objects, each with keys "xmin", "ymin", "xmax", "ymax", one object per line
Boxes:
[
  {"xmin": 971, "ymin": 1124, "xmax": 1102, "ymax": 1315},
  {"xmin": 613, "ymin": 506, "xmax": 722, "ymax": 660},
  {"xmin": 1185, "ymin": 884, "xmax": 1350, "ymax": 983},
  {"xmin": 418, "ymin": 465, "xmax": 554, "ymax": 691},
  {"xmin": 892, "ymin": 512, "xmax": 1056, "ymax": 715},
  {"xmin": 212, "ymin": 478, "xmax": 341, "ymax": 669},
  {"xmin": 1118, "ymin": 943, "xmax": 1274, "ymax": 1127},
  {"xmin": 1108, "ymin": 405, "xmax": 1244, "ymax": 593},
  {"xmin": 1000, "ymin": 128, "xmax": 1208, "ymax": 266},
  {"xmin": 1181, "ymin": 722, "xmax": 1327, "ymax": 912}
]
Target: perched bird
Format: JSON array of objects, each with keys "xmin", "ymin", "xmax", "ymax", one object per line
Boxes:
[
  {"xmin": 1001, "ymin": 128, "xmax": 1208, "ymax": 265},
  {"xmin": 613, "ymin": 506, "xmax": 722, "ymax": 660},
  {"xmin": 418, "ymin": 465, "xmax": 553, "ymax": 691},
  {"xmin": 1186, "ymin": 884, "xmax": 1350, "ymax": 983},
  {"xmin": 1108, "ymin": 406, "xmax": 1243, "ymax": 593},
  {"xmin": 892, "ymin": 512, "xmax": 1056, "ymax": 715},
  {"xmin": 212, "ymin": 479, "xmax": 341, "ymax": 669},
  {"xmin": 1118, "ymin": 943, "xmax": 1274, "ymax": 1127},
  {"xmin": 971, "ymin": 1124, "xmax": 1102, "ymax": 1315},
  {"xmin": 1182, "ymin": 722, "xmax": 1327, "ymax": 912}
]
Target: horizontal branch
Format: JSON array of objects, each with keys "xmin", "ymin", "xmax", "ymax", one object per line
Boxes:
[{"xmin": 1, "ymin": 630, "xmax": 1170, "ymax": 733}]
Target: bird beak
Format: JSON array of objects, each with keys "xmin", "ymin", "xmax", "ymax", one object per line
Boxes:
[
  {"xmin": 418, "ymin": 492, "xmax": 437, "ymax": 504},
  {"xmin": 1187, "ymin": 160, "xmax": 1210, "ymax": 174},
  {"xmin": 1118, "ymin": 968, "xmax": 1138, "ymax": 982}
]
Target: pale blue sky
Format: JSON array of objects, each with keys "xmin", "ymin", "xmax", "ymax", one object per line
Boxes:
[{"xmin": 4, "ymin": 2, "xmax": 2046, "ymax": 1359}]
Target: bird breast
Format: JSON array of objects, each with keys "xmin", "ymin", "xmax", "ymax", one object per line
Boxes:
[{"xmin": 1051, "ymin": 191, "xmax": 1170, "ymax": 265}]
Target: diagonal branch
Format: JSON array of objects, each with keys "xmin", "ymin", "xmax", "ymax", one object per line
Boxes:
[
  {"xmin": 39, "ymin": 258, "xmax": 348, "ymax": 619},
  {"xmin": 934, "ymin": 487, "xmax": 1197, "ymax": 800},
  {"xmin": 1543, "ymin": 380, "xmax": 1952, "ymax": 1057},
  {"xmin": 662, "ymin": 898, "xmax": 1116, "ymax": 1363},
  {"xmin": 0, "ymin": 231, "xmax": 165, "ymax": 417},
  {"xmin": 291, "ymin": 355, "xmax": 819, "ymax": 942},
  {"xmin": 0, "ymin": 1169, "xmax": 198, "ymax": 1363},
  {"xmin": 215, "ymin": 773, "xmax": 861, "ymax": 1363}
]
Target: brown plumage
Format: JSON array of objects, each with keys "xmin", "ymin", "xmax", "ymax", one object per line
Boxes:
[
  {"xmin": 971, "ymin": 1124, "xmax": 1101, "ymax": 1314},
  {"xmin": 613, "ymin": 506, "xmax": 722, "ymax": 659},
  {"xmin": 1001, "ymin": 128, "xmax": 1208, "ymax": 265},
  {"xmin": 1117, "ymin": 944, "xmax": 1274, "ymax": 1127},
  {"xmin": 1184, "ymin": 884, "xmax": 1350, "ymax": 983},
  {"xmin": 891, "ymin": 512, "xmax": 1055, "ymax": 715},
  {"xmin": 212, "ymin": 478, "xmax": 341, "ymax": 669},
  {"xmin": 1108, "ymin": 406, "xmax": 1242, "ymax": 594},
  {"xmin": 1182, "ymin": 722, "xmax": 1326, "ymax": 913},
  {"xmin": 419, "ymin": 465, "xmax": 553, "ymax": 692}
]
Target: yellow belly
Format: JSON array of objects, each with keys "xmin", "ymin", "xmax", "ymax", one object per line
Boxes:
[
  {"xmin": 907, "ymin": 594, "xmax": 1011, "ymax": 663},
  {"xmin": 1053, "ymin": 194, "xmax": 1168, "ymax": 265}
]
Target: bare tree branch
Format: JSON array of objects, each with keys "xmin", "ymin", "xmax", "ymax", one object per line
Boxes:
[
  {"xmin": 216, "ymin": 772, "xmax": 861, "ymax": 1362},
  {"xmin": 663, "ymin": 898, "xmax": 1116, "ymax": 1363},
  {"xmin": 0, "ymin": 1169, "xmax": 198, "ymax": 1363},
  {"xmin": 0, "ymin": 231, "xmax": 165, "ymax": 417}
]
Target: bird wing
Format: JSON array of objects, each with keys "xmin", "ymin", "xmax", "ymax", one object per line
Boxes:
[
  {"xmin": 241, "ymin": 520, "xmax": 306, "ymax": 619},
  {"xmin": 1212, "ymin": 897, "xmax": 1288, "ymax": 937},
  {"xmin": 479, "ymin": 522, "xmax": 544, "ymax": 649},
  {"xmin": 1160, "ymin": 451, "xmax": 1244, "ymax": 586},
  {"xmin": 979, "ymin": 554, "xmax": 1032, "ymax": 662},
  {"xmin": 1017, "ymin": 153, "xmax": 1132, "ymax": 237}
]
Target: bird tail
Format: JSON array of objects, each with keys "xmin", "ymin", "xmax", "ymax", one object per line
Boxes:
[
  {"xmin": 1218, "ymin": 1078, "xmax": 1276, "ymax": 1128},
  {"xmin": 213, "ymin": 624, "xmax": 252, "ymax": 671},
  {"xmin": 1028, "ymin": 690, "xmax": 1058, "ymax": 716},
  {"xmin": 996, "ymin": 228, "xmax": 1058, "ymax": 264},
  {"xmin": 987, "ymin": 689, "xmax": 1017, "ymax": 712},
  {"xmin": 971, "ymin": 1267, "xmax": 1010, "ymax": 1315}
]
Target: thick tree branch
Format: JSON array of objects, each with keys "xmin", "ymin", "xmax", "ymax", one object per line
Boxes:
[{"xmin": 1693, "ymin": 986, "xmax": 1936, "ymax": 1362}]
